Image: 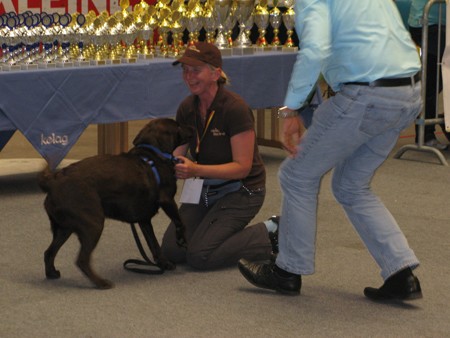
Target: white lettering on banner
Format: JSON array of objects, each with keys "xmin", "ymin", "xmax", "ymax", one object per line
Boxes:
[
  {"xmin": 41, "ymin": 133, "xmax": 69, "ymax": 146},
  {"xmin": 0, "ymin": 0, "xmax": 122, "ymax": 15},
  {"xmin": 0, "ymin": 0, "xmax": 15, "ymax": 12}
]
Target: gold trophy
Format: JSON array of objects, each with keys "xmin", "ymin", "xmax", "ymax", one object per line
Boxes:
[
  {"xmin": 233, "ymin": 0, "xmax": 255, "ymax": 55},
  {"xmin": 170, "ymin": 0, "xmax": 186, "ymax": 54},
  {"xmin": 269, "ymin": 0, "xmax": 282, "ymax": 50},
  {"xmin": 224, "ymin": 2, "xmax": 237, "ymax": 48},
  {"xmin": 254, "ymin": 0, "xmax": 270, "ymax": 52},
  {"xmin": 89, "ymin": 15, "xmax": 108, "ymax": 65},
  {"xmin": 282, "ymin": 0, "xmax": 297, "ymax": 52},
  {"xmin": 203, "ymin": 1, "xmax": 216, "ymax": 44},
  {"xmin": 170, "ymin": 11, "xmax": 184, "ymax": 57},
  {"xmin": 213, "ymin": 0, "xmax": 233, "ymax": 56},
  {"xmin": 72, "ymin": 13, "xmax": 91, "ymax": 67},
  {"xmin": 134, "ymin": 1, "xmax": 154, "ymax": 60},
  {"xmin": 155, "ymin": 0, "xmax": 172, "ymax": 56},
  {"xmin": 122, "ymin": 12, "xmax": 140, "ymax": 63},
  {"xmin": 157, "ymin": 6, "xmax": 172, "ymax": 57},
  {"xmin": 185, "ymin": 0, "xmax": 203, "ymax": 47},
  {"xmin": 105, "ymin": 15, "xmax": 122, "ymax": 64}
]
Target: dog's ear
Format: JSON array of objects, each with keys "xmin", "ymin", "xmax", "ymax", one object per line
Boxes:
[
  {"xmin": 132, "ymin": 119, "xmax": 161, "ymax": 147},
  {"xmin": 133, "ymin": 118, "xmax": 183, "ymax": 153},
  {"xmin": 178, "ymin": 125, "xmax": 195, "ymax": 146}
]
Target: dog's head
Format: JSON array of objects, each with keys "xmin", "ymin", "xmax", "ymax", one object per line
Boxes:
[{"xmin": 133, "ymin": 118, "xmax": 194, "ymax": 153}]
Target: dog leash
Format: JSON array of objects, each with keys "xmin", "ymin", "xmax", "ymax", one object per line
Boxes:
[
  {"xmin": 123, "ymin": 223, "xmax": 165, "ymax": 275},
  {"xmin": 125, "ymin": 144, "xmax": 181, "ymax": 274}
]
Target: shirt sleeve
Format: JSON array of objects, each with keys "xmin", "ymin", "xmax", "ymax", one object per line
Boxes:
[{"xmin": 283, "ymin": 0, "xmax": 330, "ymax": 110}]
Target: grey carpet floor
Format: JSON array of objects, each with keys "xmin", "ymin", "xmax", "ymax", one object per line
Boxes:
[{"xmin": 1, "ymin": 122, "xmax": 450, "ymax": 337}]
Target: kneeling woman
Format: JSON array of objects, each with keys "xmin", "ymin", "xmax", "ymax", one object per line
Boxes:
[{"xmin": 161, "ymin": 42, "xmax": 278, "ymax": 270}]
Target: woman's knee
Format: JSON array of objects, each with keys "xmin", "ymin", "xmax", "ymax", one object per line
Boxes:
[{"xmin": 186, "ymin": 250, "xmax": 213, "ymax": 270}]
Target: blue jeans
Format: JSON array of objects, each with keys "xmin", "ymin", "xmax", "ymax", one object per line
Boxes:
[{"xmin": 276, "ymin": 82, "xmax": 422, "ymax": 280}]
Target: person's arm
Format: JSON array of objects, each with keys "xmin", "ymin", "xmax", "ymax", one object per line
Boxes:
[
  {"xmin": 284, "ymin": 0, "xmax": 328, "ymax": 110},
  {"xmin": 281, "ymin": 0, "xmax": 328, "ymax": 156},
  {"xmin": 174, "ymin": 130, "xmax": 255, "ymax": 180}
]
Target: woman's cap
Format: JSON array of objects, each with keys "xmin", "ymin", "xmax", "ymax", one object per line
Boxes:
[{"xmin": 173, "ymin": 42, "xmax": 222, "ymax": 68}]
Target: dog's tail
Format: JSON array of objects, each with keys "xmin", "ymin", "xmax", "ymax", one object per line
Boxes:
[{"xmin": 37, "ymin": 166, "xmax": 55, "ymax": 193}]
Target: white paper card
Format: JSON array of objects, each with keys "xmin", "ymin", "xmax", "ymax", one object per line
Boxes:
[{"xmin": 179, "ymin": 178, "xmax": 204, "ymax": 204}]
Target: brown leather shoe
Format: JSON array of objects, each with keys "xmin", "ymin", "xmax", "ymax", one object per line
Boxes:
[
  {"xmin": 238, "ymin": 259, "xmax": 301, "ymax": 295},
  {"xmin": 364, "ymin": 267, "xmax": 423, "ymax": 301}
]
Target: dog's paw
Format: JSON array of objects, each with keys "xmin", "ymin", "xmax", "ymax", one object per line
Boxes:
[
  {"xmin": 158, "ymin": 259, "xmax": 176, "ymax": 271},
  {"xmin": 46, "ymin": 269, "xmax": 61, "ymax": 279},
  {"xmin": 95, "ymin": 279, "xmax": 114, "ymax": 290}
]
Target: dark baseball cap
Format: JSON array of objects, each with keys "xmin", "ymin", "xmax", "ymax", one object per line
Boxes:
[{"xmin": 173, "ymin": 42, "xmax": 222, "ymax": 68}]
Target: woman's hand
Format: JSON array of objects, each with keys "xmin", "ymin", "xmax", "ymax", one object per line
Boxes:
[{"xmin": 174, "ymin": 156, "xmax": 196, "ymax": 179}]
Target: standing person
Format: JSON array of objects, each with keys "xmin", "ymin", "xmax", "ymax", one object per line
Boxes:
[
  {"xmin": 409, "ymin": 0, "xmax": 449, "ymax": 149},
  {"xmin": 238, "ymin": 0, "xmax": 424, "ymax": 301},
  {"xmin": 161, "ymin": 42, "xmax": 279, "ymax": 270}
]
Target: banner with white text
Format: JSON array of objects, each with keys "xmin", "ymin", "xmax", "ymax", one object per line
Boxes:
[{"xmin": 0, "ymin": 0, "xmax": 154, "ymax": 15}]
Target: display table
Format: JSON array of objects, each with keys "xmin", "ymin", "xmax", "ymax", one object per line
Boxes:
[{"xmin": 0, "ymin": 52, "xmax": 296, "ymax": 168}]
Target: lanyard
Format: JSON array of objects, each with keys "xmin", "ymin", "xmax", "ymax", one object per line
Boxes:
[{"xmin": 195, "ymin": 110, "xmax": 215, "ymax": 159}]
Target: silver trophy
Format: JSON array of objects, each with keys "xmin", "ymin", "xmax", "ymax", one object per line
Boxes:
[
  {"xmin": 213, "ymin": 0, "xmax": 233, "ymax": 55},
  {"xmin": 55, "ymin": 13, "xmax": 74, "ymax": 68},
  {"xmin": 233, "ymin": 0, "xmax": 255, "ymax": 55},
  {"xmin": 38, "ymin": 14, "xmax": 58, "ymax": 69},
  {"xmin": 203, "ymin": 3, "xmax": 216, "ymax": 44}
]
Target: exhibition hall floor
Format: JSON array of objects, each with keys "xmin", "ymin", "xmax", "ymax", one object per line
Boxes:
[{"xmin": 1, "ymin": 120, "xmax": 450, "ymax": 337}]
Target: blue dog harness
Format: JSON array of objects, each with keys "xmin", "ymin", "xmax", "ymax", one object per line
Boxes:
[{"xmin": 137, "ymin": 144, "xmax": 181, "ymax": 185}]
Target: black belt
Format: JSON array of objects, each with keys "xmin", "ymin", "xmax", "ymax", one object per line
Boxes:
[
  {"xmin": 344, "ymin": 73, "xmax": 421, "ymax": 87},
  {"xmin": 205, "ymin": 179, "xmax": 241, "ymax": 189}
]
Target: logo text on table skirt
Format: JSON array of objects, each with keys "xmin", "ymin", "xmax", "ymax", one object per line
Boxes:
[{"xmin": 41, "ymin": 133, "xmax": 69, "ymax": 146}]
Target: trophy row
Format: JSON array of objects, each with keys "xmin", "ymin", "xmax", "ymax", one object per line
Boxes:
[{"xmin": 0, "ymin": 0, "xmax": 297, "ymax": 71}]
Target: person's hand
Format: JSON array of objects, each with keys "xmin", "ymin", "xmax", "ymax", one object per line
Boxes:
[
  {"xmin": 281, "ymin": 116, "xmax": 305, "ymax": 157},
  {"xmin": 174, "ymin": 156, "xmax": 196, "ymax": 179}
]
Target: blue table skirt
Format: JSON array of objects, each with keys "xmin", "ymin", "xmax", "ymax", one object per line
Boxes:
[{"xmin": 0, "ymin": 52, "xmax": 296, "ymax": 168}]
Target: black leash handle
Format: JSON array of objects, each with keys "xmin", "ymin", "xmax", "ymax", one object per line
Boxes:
[{"xmin": 123, "ymin": 223, "xmax": 164, "ymax": 275}]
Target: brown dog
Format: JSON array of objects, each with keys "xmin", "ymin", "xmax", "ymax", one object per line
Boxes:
[{"xmin": 39, "ymin": 118, "xmax": 193, "ymax": 289}]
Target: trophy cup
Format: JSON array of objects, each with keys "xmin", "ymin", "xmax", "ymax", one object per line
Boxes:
[
  {"xmin": 73, "ymin": 13, "xmax": 91, "ymax": 67},
  {"xmin": 225, "ymin": 1, "xmax": 237, "ymax": 48},
  {"xmin": 89, "ymin": 15, "xmax": 109, "ymax": 66},
  {"xmin": 203, "ymin": 2, "xmax": 216, "ymax": 44},
  {"xmin": 233, "ymin": 0, "xmax": 254, "ymax": 55},
  {"xmin": 2, "ymin": 15, "xmax": 22, "ymax": 71},
  {"xmin": 38, "ymin": 14, "xmax": 58, "ymax": 69},
  {"xmin": 105, "ymin": 16, "xmax": 123, "ymax": 64},
  {"xmin": 173, "ymin": 0, "xmax": 188, "ymax": 51},
  {"xmin": 136, "ymin": 7, "xmax": 156, "ymax": 60},
  {"xmin": 55, "ymin": 13, "xmax": 74, "ymax": 68},
  {"xmin": 213, "ymin": 0, "xmax": 233, "ymax": 56},
  {"xmin": 20, "ymin": 14, "xmax": 39, "ymax": 70},
  {"xmin": 254, "ymin": 0, "xmax": 270, "ymax": 52},
  {"xmin": 120, "ymin": 15, "xmax": 139, "ymax": 63},
  {"xmin": 157, "ymin": 7, "xmax": 172, "ymax": 57},
  {"xmin": 269, "ymin": 0, "xmax": 282, "ymax": 50},
  {"xmin": 282, "ymin": 0, "xmax": 297, "ymax": 52},
  {"xmin": 185, "ymin": 0, "xmax": 203, "ymax": 47},
  {"xmin": 170, "ymin": 11, "xmax": 184, "ymax": 57}
]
